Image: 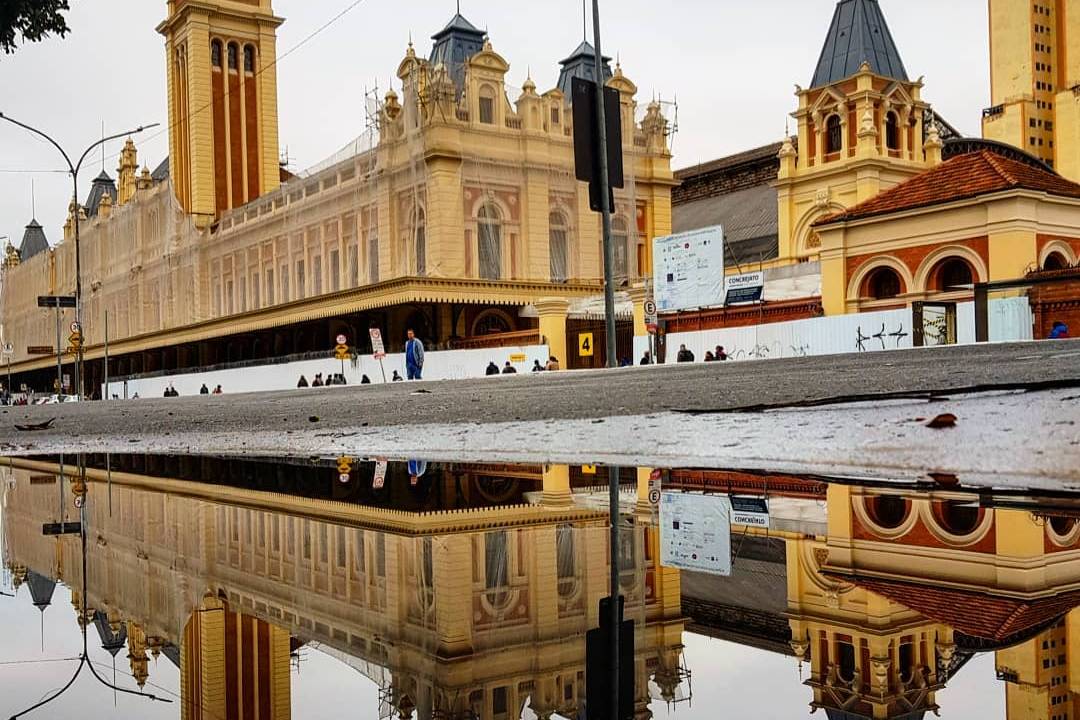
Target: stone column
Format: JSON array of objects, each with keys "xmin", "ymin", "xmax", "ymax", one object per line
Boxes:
[
  {"xmin": 535, "ymin": 297, "xmax": 569, "ymax": 368},
  {"xmin": 635, "ymin": 467, "xmax": 654, "ymax": 514},
  {"xmin": 628, "ymin": 284, "xmax": 648, "ymax": 338},
  {"xmin": 541, "ymin": 464, "xmax": 573, "ymax": 507}
]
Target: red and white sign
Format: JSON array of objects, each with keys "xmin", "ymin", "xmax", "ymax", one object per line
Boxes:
[
  {"xmin": 336, "ymin": 334, "xmax": 348, "ymax": 346},
  {"xmin": 372, "ymin": 460, "xmax": 388, "ymax": 489},
  {"xmin": 369, "ymin": 328, "xmax": 386, "ymax": 360}
]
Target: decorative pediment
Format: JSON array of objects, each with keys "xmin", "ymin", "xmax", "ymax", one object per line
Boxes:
[
  {"xmin": 468, "ymin": 41, "xmax": 509, "ymax": 75},
  {"xmin": 881, "ymin": 80, "xmax": 914, "ymax": 108},
  {"xmin": 607, "ymin": 64, "xmax": 637, "ymax": 96},
  {"xmin": 810, "ymin": 85, "xmax": 848, "ymax": 116}
]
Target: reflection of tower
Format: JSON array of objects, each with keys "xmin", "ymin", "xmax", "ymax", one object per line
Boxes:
[
  {"xmin": 997, "ymin": 607, "xmax": 1080, "ymax": 720},
  {"xmin": 180, "ymin": 593, "xmax": 292, "ymax": 720},
  {"xmin": 157, "ymin": 0, "xmax": 283, "ymax": 227}
]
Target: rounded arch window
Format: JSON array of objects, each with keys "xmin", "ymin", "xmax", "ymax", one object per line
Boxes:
[
  {"xmin": 933, "ymin": 500, "xmax": 982, "ymax": 536},
  {"xmin": 483, "ymin": 530, "xmax": 512, "ymax": 610},
  {"xmin": 885, "ymin": 111, "xmax": 900, "ymax": 151},
  {"xmin": 864, "ymin": 266, "xmax": 903, "ymax": 300},
  {"xmin": 227, "ymin": 42, "xmax": 239, "ymax": 71},
  {"xmin": 612, "ymin": 216, "xmax": 630, "ymax": 283},
  {"xmin": 929, "ymin": 257, "xmax": 974, "ymax": 292},
  {"xmin": 473, "ymin": 309, "xmax": 513, "ymax": 336},
  {"xmin": 556, "ymin": 525, "xmax": 579, "ymax": 601},
  {"xmin": 549, "ymin": 211, "xmax": 569, "ymax": 283},
  {"xmin": 243, "ymin": 44, "xmax": 255, "ymax": 73},
  {"xmin": 211, "ymin": 40, "xmax": 223, "ymax": 69},
  {"xmin": 825, "ymin": 114, "xmax": 843, "ymax": 155},
  {"xmin": 1050, "ymin": 516, "xmax": 1077, "ymax": 537},
  {"xmin": 866, "ymin": 495, "xmax": 910, "ymax": 530},
  {"xmin": 477, "ymin": 204, "xmax": 502, "ymax": 280},
  {"xmin": 1044, "ymin": 251, "xmax": 1069, "ymax": 271}
]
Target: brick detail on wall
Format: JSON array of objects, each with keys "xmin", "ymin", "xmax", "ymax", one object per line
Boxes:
[
  {"xmin": 846, "ymin": 237, "xmax": 990, "ymax": 290},
  {"xmin": 673, "ymin": 143, "xmax": 784, "ymax": 206},
  {"xmin": 1027, "ymin": 267, "xmax": 1080, "ymax": 338},
  {"xmin": 663, "ymin": 298, "xmax": 823, "ymax": 334}
]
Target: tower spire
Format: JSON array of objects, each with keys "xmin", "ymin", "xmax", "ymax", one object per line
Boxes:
[{"xmin": 810, "ymin": 0, "xmax": 908, "ymax": 88}]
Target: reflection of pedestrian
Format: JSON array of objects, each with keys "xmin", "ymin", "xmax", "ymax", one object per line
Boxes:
[
  {"xmin": 640, "ymin": 351, "xmax": 651, "ymax": 365},
  {"xmin": 486, "ymin": 361, "xmax": 500, "ymax": 376},
  {"xmin": 1050, "ymin": 321, "xmax": 1070, "ymax": 339},
  {"xmin": 677, "ymin": 345, "xmax": 695, "ymax": 363},
  {"xmin": 704, "ymin": 351, "xmax": 715, "ymax": 362},
  {"xmin": 502, "ymin": 361, "xmax": 517, "ymax": 374},
  {"xmin": 532, "ymin": 359, "xmax": 544, "ymax": 372},
  {"xmin": 392, "ymin": 370, "xmax": 404, "ymax": 382},
  {"xmin": 408, "ymin": 459, "xmax": 428, "ymax": 486},
  {"xmin": 297, "ymin": 375, "xmax": 309, "ymax": 388},
  {"xmin": 545, "ymin": 356, "xmax": 561, "ymax": 371},
  {"xmin": 213, "ymin": 385, "xmax": 223, "ymax": 395},
  {"xmin": 361, "ymin": 375, "xmax": 371, "ymax": 384},
  {"xmin": 200, "ymin": 384, "xmax": 210, "ymax": 395},
  {"xmin": 312, "ymin": 374, "xmax": 324, "ymax": 387},
  {"xmin": 405, "ymin": 329, "xmax": 425, "ymax": 380},
  {"xmin": 715, "ymin": 345, "xmax": 728, "ymax": 361}
]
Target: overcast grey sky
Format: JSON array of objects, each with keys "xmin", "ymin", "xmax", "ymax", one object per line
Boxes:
[{"xmin": 0, "ymin": 0, "xmax": 990, "ymax": 248}]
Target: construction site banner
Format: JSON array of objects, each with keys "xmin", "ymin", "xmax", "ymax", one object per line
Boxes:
[{"xmin": 653, "ymin": 225, "xmax": 725, "ymax": 313}]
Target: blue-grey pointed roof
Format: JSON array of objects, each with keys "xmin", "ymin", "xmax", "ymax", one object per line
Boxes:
[
  {"xmin": 151, "ymin": 157, "xmax": 170, "ymax": 183},
  {"xmin": 556, "ymin": 41, "xmax": 612, "ymax": 101},
  {"xmin": 84, "ymin": 170, "xmax": 117, "ymax": 218},
  {"xmin": 429, "ymin": 13, "xmax": 486, "ymax": 94},
  {"xmin": 811, "ymin": 0, "xmax": 908, "ymax": 88},
  {"xmin": 19, "ymin": 218, "xmax": 49, "ymax": 261},
  {"xmin": 25, "ymin": 570, "xmax": 55, "ymax": 610},
  {"xmin": 93, "ymin": 610, "xmax": 128, "ymax": 656}
]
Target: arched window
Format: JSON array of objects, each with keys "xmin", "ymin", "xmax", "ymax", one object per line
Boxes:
[
  {"xmin": 243, "ymin": 45, "xmax": 255, "ymax": 73},
  {"xmin": 865, "ymin": 266, "xmax": 902, "ymax": 300},
  {"xmin": 612, "ymin": 217, "xmax": 630, "ymax": 284},
  {"xmin": 556, "ymin": 525, "xmax": 578, "ymax": 600},
  {"xmin": 866, "ymin": 495, "xmax": 909, "ymax": 529},
  {"xmin": 825, "ymin": 114, "xmax": 843, "ymax": 155},
  {"xmin": 227, "ymin": 42, "xmax": 239, "ymax": 71},
  {"xmin": 549, "ymin": 211, "xmax": 569, "ymax": 282},
  {"xmin": 414, "ymin": 207, "xmax": 426, "ymax": 276},
  {"xmin": 898, "ymin": 641, "xmax": 915, "ymax": 684},
  {"xmin": 484, "ymin": 530, "xmax": 511, "ymax": 610},
  {"xmin": 934, "ymin": 500, "xmax": 981, "ymax": 536},
  {"xmin": 930, "ymin": 258, "xmax": 974, "ymax": 292},
  {"xmin": 367, "ymin": 228, "xmax": 379, "ymax": 284},
  {"xmin": 473, "ymin": 310, "xmax": 512, "ymax": 336},
  {"xmin": 477, "ymin": 204, "xmax": 502, "ymax": 280},
  {"xmin": 885, "ymin": 111, "xmax": 900, "ymax": 151},
  {"xmin": 1044, "ymin": 252, "xmax": 1069, "ymax": 271},
  {"xmin": 479, "ymin": 85, "xmax": 496, "ymax": 125},
  {"xmin": 211, "ymin": 40, "xmax": 223, "ymax": 69},
  {"xmin": 837, "ymin": 640, "xmax": 857, "ymax": 683}
]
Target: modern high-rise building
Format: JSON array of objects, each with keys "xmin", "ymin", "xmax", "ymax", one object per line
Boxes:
[{"xmin": 983, "ymin": 0, "xmax": 1080, "ymax": 180}]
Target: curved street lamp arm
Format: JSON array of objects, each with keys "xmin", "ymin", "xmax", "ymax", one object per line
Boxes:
[
  {"xmin": 86, "ymin": 659, "xmax": 173, "ymax": 704},
  {"xmin": 8, "ymin": 656, "xmax": 87, "ymax": 720},
  {"xmin": 0, "ymin": 113, "xmax": 74, "ymax": 174},
  {"xmin": 73, "ymin": 124, "xmax": 161, "ymax": 176}
]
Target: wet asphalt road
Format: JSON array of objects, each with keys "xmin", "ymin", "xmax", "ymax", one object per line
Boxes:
[{"xmin": 0, "ymin": 340, "xmax": 1077, "ymax": 457}]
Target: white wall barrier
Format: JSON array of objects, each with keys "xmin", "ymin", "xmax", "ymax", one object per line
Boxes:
[
  {"xmin": 104, "ymin": 344, "xmax": 550, "ymax": 399},
  {"xmin": 655, "ymin": 297, "xmax": 1033, "ymax": 363}
]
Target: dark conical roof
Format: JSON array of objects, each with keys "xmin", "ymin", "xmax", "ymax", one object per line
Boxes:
[
  {"xmin": 93, "ymin": 610, "xmax": 128, "ymax": 656},
  {"xmin": 84, "ymin": 170, "xmax": 117, "ymax": 218},
  {"xmin": 19, "ymin": 218, "xmax": 49, "ymax": 261},
  {"xmin": 24, "ymin": 570, "xmax": 56, "ymax": 610},
  {"xmin": 811, "ymin": 0, "xmax": 908, "ymax": 88},
  {"xmin": 429, "ymin": 13, "xmax": 486, "ymax": 94},
  {"xmin": 556, "ymin": 41, "xmax": 612, "ymax": 101}
]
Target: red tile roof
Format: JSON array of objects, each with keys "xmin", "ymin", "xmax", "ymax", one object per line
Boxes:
[
  {"xmin": 815, "ymin": 150, "xmax": 1080, "ymax": 226},
  {"xmin": 826, "ymin": 572, "xmax": 1080, "ymax": 644}
]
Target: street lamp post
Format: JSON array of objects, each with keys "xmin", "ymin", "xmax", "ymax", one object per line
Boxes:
[{"xmin": 0, "ymin": 114, "xmax": 159, "ymax": 401}]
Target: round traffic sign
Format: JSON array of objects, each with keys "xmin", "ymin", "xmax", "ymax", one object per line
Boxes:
[
  {"xmin": 336, "ymin": 334, "xmax": 348, "ymax": 346},
  {"xmin": 70, "ymin": 321, "xmax": 82, "ymax": 334},
  {"xmin": 339, "ymin": 472, "xmax": 351, "ymax": 484},
  {"xmin": 1, "ymin": 343, "xmax": 12, "ymax": 356},
  {"xmin": 644, "ymin": 299, "xmax": 657, "ymax": 316},
  {"xmin": 648, "ymin": 489, "xmax": 661, "ymax": 505}
]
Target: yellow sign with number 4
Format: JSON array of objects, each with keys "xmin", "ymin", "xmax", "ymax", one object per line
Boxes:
[{"xmin": 578, "ymin": 333, "xmax": 594, "ymax": 357}]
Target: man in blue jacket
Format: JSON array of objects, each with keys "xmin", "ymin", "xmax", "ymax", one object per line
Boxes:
[{"xmin": 405, "ymin": 329, "xmax": 425, "ymax": 380}]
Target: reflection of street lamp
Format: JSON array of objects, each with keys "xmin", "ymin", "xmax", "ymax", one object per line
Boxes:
[
  {"xmin": 0, "ymin": 114, "xmax": 159, "ymax": 400},
  {"xmin": 7, "ymin": 456, "xmax": 171, "ymax": 718}
]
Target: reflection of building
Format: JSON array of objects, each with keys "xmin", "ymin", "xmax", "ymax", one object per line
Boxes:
[
  {"xmin": 1, "ymin": 458, "xmax": 687, "ymax": 719},
  {"xmin": 0, "ymin": 0, "xmax": 674, "ymax": 392},
  {"xmin": 996, "ymin": 608, "xmax": 1080, "ymax": 720}
]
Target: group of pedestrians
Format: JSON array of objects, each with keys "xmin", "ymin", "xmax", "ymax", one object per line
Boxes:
[
  {"xmin": 486, "ymin": 355, "xmax": 559, "ymax": 376},
  {"xmin": 675, "ymin": 344, "xmax": 728, "ymax": 363}
]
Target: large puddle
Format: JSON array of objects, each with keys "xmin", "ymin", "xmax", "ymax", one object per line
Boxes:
[{"xmin": 3, "ymin": 453, "xmax": 1078, "ymax": 718}]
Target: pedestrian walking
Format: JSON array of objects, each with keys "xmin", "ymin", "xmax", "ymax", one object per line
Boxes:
[
  {"xmin": 1050, "ymin": 321, "xmax": 1070, "ymax": 339},
  {"xmin": 502, "ymin": 361, "xmax": 518, "ymax": 374},
  {"xmin": 532, "ymin": 359, "xmax": 544, "ymax": 372},
  {"xmin": 405, "ymin": 329, "xmax": 425, "ymax": 380},
  {"xmin": 486, "ymin": 361, "xmax": 500, "ymax": 376},
  {"xmin": 677, "ymin": 345, "xmax": 695, "ymax": 363},
  {"xmin": 200, "ymin": 383, "xmax": 210, "ymax": 395},
  {"xmin": 297, "ymin": 374, "xmax": 309, "ymax": 388},
  {"xmin": 545, "ymin": 356, "xmax": 561, "ymax": 371}
]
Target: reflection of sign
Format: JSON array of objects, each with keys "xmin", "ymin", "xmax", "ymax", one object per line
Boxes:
[
  {"xmin": 336, "ymin": 456, "xmax": 353, "ymax": 474},
  {"xmin": 336, "ymin": 334, "xmax": 348, "ymax": 346},
  {"xmin": 373, "ymin": 460, "xmax": 388, "ymax": 489},
  {"xmin": 27, "ymin": 346, "xmax": 54, "ymax": 355},
  {"xmin": 1, "ymin": 343, "xmax": 12, "ymax": 357},
  {"xmin": 725, "ymin": 271, "xmax": 765, "ymax": 306},
  {"xmin": 731, "ymin": 496, "xmax": 770, "ymax": 528},
  {"xmin": 339, "ymin": 473, "xmax": 351, "ymax": 484},
  {"xmin": 647, "ymin": 470, "xmax": 662, "ymax": 507},
  {"xmin": 582, "ymin": 464, "xmax": 597, "ymax": 475},
  {"xmin": 660, "ymin": 491, "xmax": 732, "ymax": 576},
  {"xmin": 334, "ymin": 344, "xmax": 351, "ymax": 361},
  {"xmin": 653, "ymin": 225, "xmax": 725, "ymax": 313},
  {"xmin": 37, "ymin": 295, "xmax": 76, "ymax": 309},
  {"xmin": 70, "ymin": 321, "xmax": 82, "ymax": 334},
  {"xmin": 509, "ymin": 353, "xmax": 527, "ymax": 362},
  {"xmin": 578, "ymin": 333, "xmax": 594, "ymax": 357},
  {"xmin": 369, "ymin": 328, "xmax": 386, "ymax": 359}
]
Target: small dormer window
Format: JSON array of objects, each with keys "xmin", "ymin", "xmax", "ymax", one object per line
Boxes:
[
  {"xmin": 243, "ymin": 45, "xmax": 255, "ymax": 73},
  {"xmin": 227, "ymin": 43, "xmax": 238, "ymax": 71},
  {"xmin": 885, "ymin": 111, "xmax": 900, "ymax": 151},
  {"xmin": 211, "ymin": 40, "xmax": 223, "ymax": 69},
  {"xmin": 479, "ymin": 97, "xmax": 494, "ymax": 124},
  {"xmin": 825, "ymin": 114, "xmax": 843, "ymax": 155}
]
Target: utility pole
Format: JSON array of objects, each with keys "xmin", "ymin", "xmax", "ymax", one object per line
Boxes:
[{"xmin": 0, "ymin": 114, "xmax": 159, "ymax": 401}]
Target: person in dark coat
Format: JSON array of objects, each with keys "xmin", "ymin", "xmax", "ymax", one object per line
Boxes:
[
  {"xmin": 361, "ymin": 375, "xmax": 371, "ymax": 384},
  {"xmin": 532, "ymin": 360, "xmax": 544, "ymax": 372},
  {"xmin": 715, "ymin": 345, "xmax": 729, "ymax": 361},
  {"xmin": 297, "ymin": 375, "xmax": 309, "ymax": 388},
  {"xmin": 676, "ymin": 345, "xmax": 695, "ymax": 363},
  {"xmin": 486, "ymin": 361, "xmax": 500, "ymax": 376},
  {"xmin": 502, "ymin": 362, "xmax": 518, "ymax": 374},
  {"xmin": 640, "ymin": 351, "xmax": 652, "ymax": 365},
  {"xmin": 392, "ymin": 370, "xmax": 404, "ymax": 382},
  {"xmin": 200, "ymin": 383, "xmax": 210, "ymax": 395}
]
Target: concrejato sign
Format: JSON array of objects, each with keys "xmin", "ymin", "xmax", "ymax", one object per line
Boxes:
[{"xmin": 730, "ymin": 495, "xmax": 770, "ymax": 528}]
